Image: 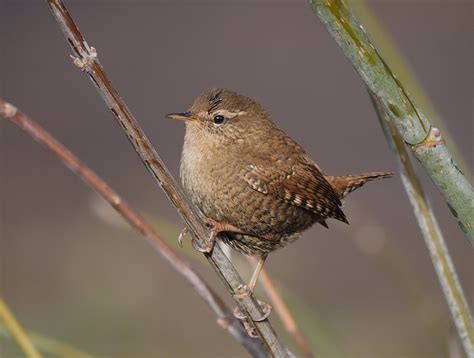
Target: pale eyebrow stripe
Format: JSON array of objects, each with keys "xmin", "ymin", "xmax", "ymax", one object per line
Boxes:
[{"xmin": 212, "ymin": 109, "xmax": 247, "ymax": 118}]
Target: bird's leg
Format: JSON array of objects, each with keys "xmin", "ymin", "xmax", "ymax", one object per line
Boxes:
[
  {"xmin": 248, "ymin": 254, "xmax": 267, "ymax": 292},
  {"xmin": 233, "ymin": 254, "xmax": 272, "ymax": 327},
  {"xmin": 191, "ymin": 218, "xmax": 244, "ymax": 253}
]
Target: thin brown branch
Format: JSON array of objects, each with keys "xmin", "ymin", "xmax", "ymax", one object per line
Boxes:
[
  {"xmin": 249, "ymin": 257, "xmax": 314, "ymax": 357},
  {"xmin": 0, "ymin": 99, "xmax": 266, "ymax": 357},
  {"xmin": 46, "ymin": 0, "xmax": 288, "ymax": 355}
]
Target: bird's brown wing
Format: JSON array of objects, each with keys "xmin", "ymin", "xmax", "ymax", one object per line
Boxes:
[{"xmin": 244, "ymin": 159, "xmax": 348, "ymax": 223}]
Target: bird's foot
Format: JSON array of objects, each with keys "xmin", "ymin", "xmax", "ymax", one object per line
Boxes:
[
  {"xmin": 233, "ymin": 284, "xmax": 272, "ymax": 325},
  {"xmin": 233, "ymin": 296, "xmax": 272, "ymax": 338},
  {"xmin": 191, "ymin": 235, "xmax": 216, "ymax": 253},
  {"xmin": 204, "ymin": 218, "xmax": 244, "ymax": 236},
  {"xmin": 241, "ymin": 320, "xmax": 259, "ymax": 338},
  {"xmin": 234, "ymin": 283, "xmax": 252, "ymax": 300},
  {"xmin": 191, "ymin": 218, "xmax": 244, "ymax": 254},
  {"xmin": 177, "ymin": 225, "xmax": 216, "ymax": 253},
  {"xmin": 233, "ymin": 300, "xmax": 272, "ymax": 322}
]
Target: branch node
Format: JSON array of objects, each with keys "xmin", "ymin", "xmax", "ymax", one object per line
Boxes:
[
  {"xmin": 0, "ymin": 101, "xmax": 18, "ymax": 118},
  {"xmin": 71, "ymin": 46, "xmax": 97, "ymax": 71},
  {"xmin": 411, "ymin": 126, "xmax": 444, "ymax": 150},
  {"xmin": 110, "ymin": 195, "xmax": 122, "ymax": 206}
]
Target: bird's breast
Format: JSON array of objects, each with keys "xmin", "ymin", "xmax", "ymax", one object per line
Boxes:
[
  {"xmin": 179, "ymin": 125, "xmax": 319, "ymax": 238},
  {"xmin": 180, "ymin": 128, "xmax": 229, "ymax": 217}
]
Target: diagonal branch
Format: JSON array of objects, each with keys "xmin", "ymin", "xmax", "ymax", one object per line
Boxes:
[
  {"xmin": 309, "ymin": 0, "xmax": 474, "ymax": 244},
  {"xmin": 347, "ymin": 0, "xmax": 471, "ymax": 178},
  {"xmin": 369, "ymin": 92, "xmax": 474, "ymax": 356},
  {"xmin": 46, "ymin": 0, "xmax": 288, "ymax": 355},
  {"xmin": 0, "ymin": 99, "xmax": 266, "ymax": 357},
  {"xmin": 308, "ymin": 0, "xmax": 473, "ymax": 353}
]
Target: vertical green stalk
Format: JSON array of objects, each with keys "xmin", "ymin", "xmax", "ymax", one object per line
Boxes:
[
  {"xmin": 369, "ymin": 93, "xmax": 474, "ymax": 357},
  {"xmin": 308, "ymin": 0, "xmax": 474, "ymax": 243},
  {"xmin": 348, "ymin": 0, "xmax": 471, "ymax": 177}
]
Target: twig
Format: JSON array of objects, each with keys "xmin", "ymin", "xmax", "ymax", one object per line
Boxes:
[
  {"xmin": 0, "ymin": 322, "xmax": 93, "ymax": 358},
  {"xmin": 369, "ymin": 92, "xmax": 474, "ymax": 357},
  {"xmin": 249, "ymin": 257, "xmax": 314, "ymax": 357},
  {"xmin": 0, "ymin": 99, "xmax": 266, "ymax": 357},
  {"xmin": 0, "ymin": 298, "xmax": 42, "ymax": 358},
  {"xmin": 46, "ymin": 0, "xmax": 287, "ymax": 355},
  {"xmin": 309, "ymin": 0, "xmax": 474, "ymax": 244}
]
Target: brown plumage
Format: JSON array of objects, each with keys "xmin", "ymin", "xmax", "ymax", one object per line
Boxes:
[
  {"xmin": 326, "ymin": 172, "xmax": 395, "ymax": 199},
  {"xmin": 167, "ymin": 88, "xmax": 393, "ymax": 291}
]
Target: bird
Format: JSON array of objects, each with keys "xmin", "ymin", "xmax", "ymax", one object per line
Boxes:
[{"xmin": 167, "ymin": 88, "xmax": 393, "ymax": 298}]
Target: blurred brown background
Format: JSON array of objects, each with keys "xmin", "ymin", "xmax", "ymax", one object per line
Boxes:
[{"xmin": 1, "ymin": 1, "xmax": 472, "ymax": 357}]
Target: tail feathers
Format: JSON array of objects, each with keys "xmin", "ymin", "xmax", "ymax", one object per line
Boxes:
[
  {"xmin": 318, "ymin": 220, "xmax": 329, "ymax": 229},
  {"xmin": 326, "ymin": 172, "xmax": 394, "ymax": 199}
]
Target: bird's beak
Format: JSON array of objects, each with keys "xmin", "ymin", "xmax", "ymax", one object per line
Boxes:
[{"xmin": 166, "ymin": 111, "xmax": 194, "ymax": 121}]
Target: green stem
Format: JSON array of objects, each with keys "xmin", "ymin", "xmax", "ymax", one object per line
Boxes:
[
  {"xmin": 369, "ymin": 92, "xmax": 474, "ymax": 357},
  {"xmin": 348, "ymin": 0, "xmax": 471, "ymax": 178},
  {"xmin": 308, "ymin": 0, "xmax": 474, "ymax": 243},
  {"xmin": 0, "ymin": 298, "xmax": 42, "ymax": 358},
  {"xmin": 0, "ymin": 323, "xmax": 93, "ymax": 358}
]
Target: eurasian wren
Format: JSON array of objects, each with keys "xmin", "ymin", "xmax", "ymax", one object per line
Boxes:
[{"xmin": 167, "ymin": 88, "xmax": 393, "ymax": 292}]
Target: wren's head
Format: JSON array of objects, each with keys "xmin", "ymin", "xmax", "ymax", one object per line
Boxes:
[{"xmin": 166, "ymin": 88, "xmax": 276, "ymax": 145}]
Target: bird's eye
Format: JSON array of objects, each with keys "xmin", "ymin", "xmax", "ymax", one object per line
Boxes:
[{"xmin": 213, "ymin": 114, "xmax": 225, "ymax": 125}]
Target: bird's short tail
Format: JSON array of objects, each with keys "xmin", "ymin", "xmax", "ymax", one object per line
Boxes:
[{"xmin": 326, "ymin": 172, "xmax": 394, "ymax": 199}]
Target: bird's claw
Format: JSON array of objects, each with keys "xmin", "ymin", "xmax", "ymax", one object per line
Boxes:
[
  {"xmin": 192, "ymin": 218, "xmax": 243, "ymax": 254},
  {"xmin": 233, "ymin": 299, "xmax": 272, "ymax": 338},
  {"xmin": 234, "ymin": 284, "xmax": 272, "ymax": 322},
  {"xmin": 177, "ymin": 227, "xmax": 188, "ymax": 248},
  {"xmin": 177, "ymin": 226, "xmax": 216, "ymax": 253},
  {"xmin": 254, "ymin": 300, "xmax": 272, "ymax": 321},
  {"xmin": 191, "ymin": 230, "xmax": 218, "ymax": 254},
  {"xmin": 233, "ymin": 300, "xmax": 272, "ymax": 322},
  {"xmin": 241, "ymin": 319, "xmax": 260, "ymax": 338},
  {"xmin": 235, "ymin": 284, "xmax": 252, "ymax": 299},
  {"xmin": 191, "ymin": 232, "xmax": 216, "ymax": 253}
]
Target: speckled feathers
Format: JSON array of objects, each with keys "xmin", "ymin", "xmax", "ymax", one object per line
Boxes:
[{"xmin": 173, "ymin": 88, "xmax": 393, "ymax": 256}]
